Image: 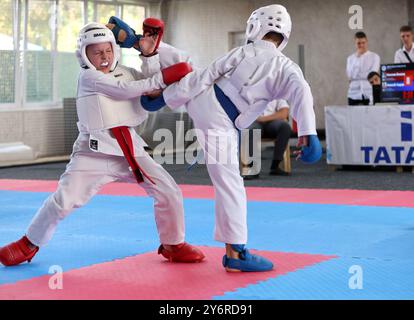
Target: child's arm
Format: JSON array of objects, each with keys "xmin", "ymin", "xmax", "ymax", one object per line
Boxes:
[
  {"xmin": 232, "ymin": 62, "xmax": 316, "ymax": 137},
  {"xmin": 162, "ymin": 46, "xmax": 247, "ymax": 109},
  {"xmin": 80, "ymin": 69, "xmax": 166, "ymax": 99},
  {"xmin": 346, "ymin": 56, "xmax": 353, "ymax": 80},
  {"xmin": 140, "ymin": 42, "xmax": 194, "ymax": 78},
  {"xmin": 234, "ymin": 99, "xmax": 276, "ymax": 130},
  {"xmin": 80, "ymin": 62, "xmax": 191, "ymax": 100},
  {"xmin": 371, "ymin": 54, "xmax": 380, "ymax": 74},
  {"xmin": 271, "ymin": 63, "xmax": 320, "ymax": 163},
  {"xmin": 279, "ymin": 66, "xmax": 316, "ymax": 137},
  {"xmin": 140, "ymin": 54, "xmax": 162, "ymax": 78}
]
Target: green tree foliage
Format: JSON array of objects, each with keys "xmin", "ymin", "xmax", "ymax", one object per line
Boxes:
[
  {"xmin": 0, "ymin": 0, "xmax": 14, "ymax": 103},
  {"xmin": 27, "ymin": 0, "xmax": 52, "ymax": 50},
  {"xmin": 1, "ymin": 0, "xmax": 147, "ymax": 104},
  {"xmin": 57, "ymin": 1, "xmax": 84, "ymax": 52},
  {"xmin": 0, "ymin": 0, "xmax": 13, "ymax": 37}
]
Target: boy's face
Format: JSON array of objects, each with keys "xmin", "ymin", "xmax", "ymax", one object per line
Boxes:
[
  {"xmin": 86, "ymin": 42, "xmax": 114, "ymax": 74},
  {"xmin": 355, "ymin": 37, "xmax": 368, "ymax": 53},
  {"xmin": 400, "ymin": 31, "xmax": 413, "ymax": 48},
  {"xmin": 369, "ymin": 74, "xmax": 381, "ymax": 86}
]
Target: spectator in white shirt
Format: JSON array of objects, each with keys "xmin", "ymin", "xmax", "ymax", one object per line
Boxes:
[
  {"xmin": 394, "ymin": 25, "xmax": 414, "ymax": 63},
  {"xmin": 346, "ymin": 32, "xmax": 380, "ymax": 105},
  {"xmin": 241, "ymin": 100, "xmax": 292, "ymax": 179}
]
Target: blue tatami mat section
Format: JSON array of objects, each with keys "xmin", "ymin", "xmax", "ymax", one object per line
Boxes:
[{"xmin": 1, "ymin": 189, "xmax": 414, "ymax": 299}]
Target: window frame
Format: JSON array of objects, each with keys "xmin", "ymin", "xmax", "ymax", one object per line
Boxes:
[{"xmin": 1, "ymin": 0, "xmax": 148, "ymax": 111}]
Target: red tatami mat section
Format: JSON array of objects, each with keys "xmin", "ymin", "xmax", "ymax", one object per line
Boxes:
[
  {"xmin": 0, "ymin": 247, "xmax": 335, "ymax": 300},
  {"xmin": 0, "ymin": 179, "xmax": 413, "ymax": 207}
]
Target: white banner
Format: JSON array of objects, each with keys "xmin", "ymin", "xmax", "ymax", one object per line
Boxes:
[{"xmin": 325, "ymin": 105, "xmax": 414, "ymax": 166}]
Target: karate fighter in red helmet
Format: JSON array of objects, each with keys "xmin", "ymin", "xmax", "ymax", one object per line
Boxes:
[{"xmin": 0, "ymin": 21, "xmax": 205, "ymax": 267}]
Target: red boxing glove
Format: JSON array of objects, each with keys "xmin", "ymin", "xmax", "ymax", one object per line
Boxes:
[
  {"xmin": 161, "ymin": 62, "xmax": 193, "ymax": 85},
  {"xmin": 143, "ymin": 18, "xmax": 164, "ymax": 54}
]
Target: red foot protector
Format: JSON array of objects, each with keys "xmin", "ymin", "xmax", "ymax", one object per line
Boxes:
[
  {"xmin": 158, "ymin": 243, "xmax": 205, "ymax": 263},
  {"xmin": 0, "ymin": 247, "xmax": 335, "ymax": 300},
  {"xmin": 0, "ymin": 236, "xmax": 39, "ymax": 267}
]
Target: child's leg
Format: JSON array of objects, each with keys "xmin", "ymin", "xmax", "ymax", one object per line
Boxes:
[
  {"xmin": 187, "ymin": 87, "xmax": 273, "ymax": 271},
  {"xmin": 204, "ymin": 131, "xmax": 248, "ymax": 244},
  {"xmin": 117, "ymin": 151, "xmax": 204, "ymax": 262},
  {"xmin": 117, "ymin": 150, "xmax": 185, "ymax": 245},
  {"xmin": 26, "ymin": 152, "xmax": 116, "ymax": 247},
  {"xmin": 186, "ymin": 88, "xmax": 247, "ymax": 244}
]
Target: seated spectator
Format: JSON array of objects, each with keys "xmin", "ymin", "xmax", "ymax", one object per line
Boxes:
[
  {"xmin": 367, "ymin": 71, "xmax": 381, "ymax": 85},
  {"xmin": 367, "ymin": 71, "xmax": 381, "ymax": 104},
  {"xmin": 347, "ymin": 32, "xmax": 380, "ymax": 106},
  {"xmin": 240, "ymin": 100, "xmax": 292, "ymax": 179},
  {"xmin": 394, "ymin": 25, "xmax": 414, "ymax": 63}
]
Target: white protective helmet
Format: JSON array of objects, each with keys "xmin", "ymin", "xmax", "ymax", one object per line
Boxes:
[
  {"xmin": 75, "ymin": 22, "xmax": 121, "ymax": 71},
  {"xmin": 245, "ymin": 4, "xmax": 292, "ymax": 51}
]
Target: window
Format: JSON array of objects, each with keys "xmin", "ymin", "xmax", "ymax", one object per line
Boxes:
[
  {"xmin": 25, "ymin": 0, "xmax": 54, "ymax": 103},
  {"xmin": 121, "ymin": 4, "xmax": 146, "ymax": 70},
  {"xmin": 1, "ymin": 0, "xmax": 147, "ymax": 108},
  {"xmin": 0, "ymin": 0, "xmax": 15, "ymax": 104},
  {"xmin": 56, "ymin": 1, "xmax": 84, "ymax": 100},
  {"xmin": 96, "ymin": 3, "xmax": 117, "ymax": 25}
]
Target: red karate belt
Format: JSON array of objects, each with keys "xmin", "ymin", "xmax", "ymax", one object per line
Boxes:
[{"xmin": 111, "ymin": 126, "xmax": 155, "ymax": 185}]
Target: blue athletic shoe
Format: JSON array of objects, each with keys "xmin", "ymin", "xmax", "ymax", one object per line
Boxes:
[{"xmin": 222, "ymin": 244, "xmax": 274, "ymax": 272}]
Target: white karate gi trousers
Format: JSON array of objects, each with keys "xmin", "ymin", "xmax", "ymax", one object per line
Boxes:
[
  {"xmin": 187, "ymin": 87, "xmax": 247, "ymax": 244},
  {"xmin": 26, "ymin": 134, "xmax": 185, "ymax": 247}
]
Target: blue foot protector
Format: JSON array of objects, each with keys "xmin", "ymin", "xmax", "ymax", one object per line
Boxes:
[
  {"xmin": 222, "ymin": 244, "xmax": 274, "ymax": 272},
  {"xmin": 108, "ymin": 16, "xmax": 142, "ymax": 49}
]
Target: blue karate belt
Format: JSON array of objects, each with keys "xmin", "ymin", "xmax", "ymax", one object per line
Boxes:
[
  {"xmin": 213, "ymin": 84, "xmax": 240, "ymax": 126},
  {"xmin": 187, "ymin": 84, "xmax": 241, "ymax": 172}
]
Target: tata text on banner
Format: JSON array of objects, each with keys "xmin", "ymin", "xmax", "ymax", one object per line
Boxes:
[{"xmin": 325, "ymin": 105, "xmax": 414, "ymax": 166}]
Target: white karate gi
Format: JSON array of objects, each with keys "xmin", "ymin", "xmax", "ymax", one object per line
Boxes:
[
  {"xmin": 26, "ymin": 64, "xmax": 185, "ymax": 247},
  {"xmin": 141, "ymin": 40, "xmax": 317, "ymax": 244}
]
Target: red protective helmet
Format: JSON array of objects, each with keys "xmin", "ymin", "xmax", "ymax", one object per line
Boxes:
[{"xmin": 143, "ymin": 18, "xmax": 164, "ymax": 53}]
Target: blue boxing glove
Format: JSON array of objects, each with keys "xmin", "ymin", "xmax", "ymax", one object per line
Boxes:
[
  {"xmin": 300, "ymin": 135, "xmax": 322, "ymax": 164},
  {"xmin": 108, "ymin": 16, "xmax": 142, "ymax": 49},
  {"xmin": 140, "ymin": 94, "xmax": 166, "ymax": 112}
]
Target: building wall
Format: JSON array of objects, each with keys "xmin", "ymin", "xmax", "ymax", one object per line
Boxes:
[
  {"xmin": 160, "ymin": 0, "xmax": 254, "ymax": 67},
  {"xmin": 0, "ymin": 0, "xmax": 411, "ymax": 161},
  {"xmin": 0, "ymin": 108, "xmax": 66, "ymax": 158},
  {"xmin": 253, "ymin": 0, "xmax": 408, "ymax": 128},
  {"xmin": 409, "ymin": 0, "xmax": 414, "ymax": 26},
  {"xmin": 159, "ymin": 0, "xmax": 409, "ymax": 129}
]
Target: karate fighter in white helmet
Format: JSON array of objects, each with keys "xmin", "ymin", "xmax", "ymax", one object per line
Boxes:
[
  {"xmin": 0, "ymin": 22, "xmax": 205, "ymax": 267},
  {"xmin": 139, "ymin": 4, "xmax": 322, "ymax": 272}
]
